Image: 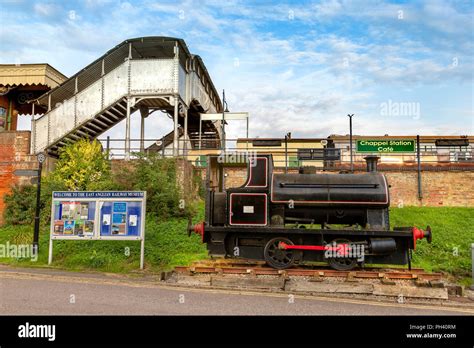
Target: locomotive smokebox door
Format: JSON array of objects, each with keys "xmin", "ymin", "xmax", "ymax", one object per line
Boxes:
[{"xmin": 229, "ymin": 193, "xmax": 267, "ymax": 226}]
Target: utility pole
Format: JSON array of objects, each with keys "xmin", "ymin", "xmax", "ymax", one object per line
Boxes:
[
  {"xmin": 33, "ymin": 153, "xmax": 46, "ymax": 255},
  {"xmin": 221, "ymin": 90, "xmax": 229, "ymax": 151},
  {"xmin": 285, "ymin": 132, "xmax": 291, "ymax": 173},
  {"xmin": 348, "ymin": 114, "xmax": 354, "ymax": 172},
  {"xmin": 416, "ymin": 134, "xmax": 423, "ymax": 200}
]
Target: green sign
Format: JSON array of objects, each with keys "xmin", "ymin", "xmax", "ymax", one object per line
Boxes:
[{"xmin": 356, "ymin": 139, "xmax": 415, "ymax": 153}]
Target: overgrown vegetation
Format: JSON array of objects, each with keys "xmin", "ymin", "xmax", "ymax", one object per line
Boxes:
[
  {"xmin": 1, "ymin": 139, "xmax": 204, "ymax": 271},
  {"xmin": 112, "ymin": 152, "xmax": 196, "ymax": 218},
  {"xmin": 3, "ymin": 185, "xmax": 37, "ymax": 225},
  {"xmin": 3, "ymin": 140, "xmax": 194, "ymax": 225},
  {"xmin": 48, "ymin": 138, "xmax": 113, "ymax": 191},
  {"xmin": 3, "ymin": 139, "xmax": 114, "ymax": 225}
]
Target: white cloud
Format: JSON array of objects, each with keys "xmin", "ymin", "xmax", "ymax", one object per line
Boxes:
[{"xmin": 33, "ymin": 2, "xmax": 58, "ymax": 17}]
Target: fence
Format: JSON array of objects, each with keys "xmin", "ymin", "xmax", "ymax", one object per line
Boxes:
[{"xmin": 98, "ymin": 136, "xmax": 474, "ymax": 172}]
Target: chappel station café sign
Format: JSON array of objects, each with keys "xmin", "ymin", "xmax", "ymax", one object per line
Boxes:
[{"xmin": 356, "ymin": 139, "xmax": 415, "ymax": 153}]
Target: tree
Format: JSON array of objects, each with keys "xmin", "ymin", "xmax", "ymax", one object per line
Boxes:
[
  {"xmin": 39, "ymin": 139, "xmax": 114, "ymax": 224},
  {"xmin": 48, "ymin": 139, "xmax": 113, "ymax": 191},
  {"xmin": 3, "ymin": 185, "xmax": 37, "ymax": 225}
]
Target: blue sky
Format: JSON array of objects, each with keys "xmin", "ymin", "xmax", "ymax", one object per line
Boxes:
[{"xmin": 1, "ymin": 0, "xmax": 473, "ymax": 141}]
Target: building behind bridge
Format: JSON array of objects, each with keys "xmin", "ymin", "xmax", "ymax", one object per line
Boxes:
[{"xmin": 234, "ymin": 135, "xmax": 473, "ymax": 170}]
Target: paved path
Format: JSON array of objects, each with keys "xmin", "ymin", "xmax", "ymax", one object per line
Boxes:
[{"xmin": 0, "ymin": 266, "xmax": 472, "ymax": 315}]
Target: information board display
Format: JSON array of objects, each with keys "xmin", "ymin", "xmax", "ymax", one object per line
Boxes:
[
  {"xmin": 52, "ymin": 201, "xmax": 96, "ymax": 237},
  {"xmin": 49, "ymin": 191, "xmax": 146, "ymax": 268}
]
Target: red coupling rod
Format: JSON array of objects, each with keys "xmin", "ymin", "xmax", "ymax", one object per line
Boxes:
[{"xmin": 279, "ymin": 242, "xmax": 350, "ymax": 256}]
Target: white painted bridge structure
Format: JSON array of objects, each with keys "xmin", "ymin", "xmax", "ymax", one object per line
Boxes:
[{"xmin": 31, "ymin": 37, "xmax": 223, "ymax": 158}]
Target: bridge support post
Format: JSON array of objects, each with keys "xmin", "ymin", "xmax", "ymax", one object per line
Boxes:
[
  {"xmin": 139, "ymin": 106, "xmax": 148, "ymax": 153},
  {"xmin": 184, "ymin": 107, "xmax": 188, "ymax": 156},
  {"xmin": 125, "ymin": 97, "xmax": 131, "ymax": 160},
  {"xmin": 198, "ymin": 115, "xmax": 202, "ymax": 150},
  {"xmin": 173, "ymin": 97, "xmax": 179, "ymax": 157}
]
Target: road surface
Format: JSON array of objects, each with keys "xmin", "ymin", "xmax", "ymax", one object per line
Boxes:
[{"xmin": 0, "ymin": 266, "xmax": 472, "ymax": 315}]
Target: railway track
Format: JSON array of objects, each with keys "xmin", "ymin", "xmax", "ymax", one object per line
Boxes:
[{"xmin": 174, "ymin": 259, "xmax": 443, "ymax": 281}]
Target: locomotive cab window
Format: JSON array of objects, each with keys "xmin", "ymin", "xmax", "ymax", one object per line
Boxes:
[{"xmin": 245, "ymin": 157, "xmax": 268, "ymax": 187}]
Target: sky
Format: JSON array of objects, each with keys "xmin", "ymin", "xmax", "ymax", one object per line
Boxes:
[{"xmin": 1, "ymin": 0, "xmax": 473, "ymax": 143}]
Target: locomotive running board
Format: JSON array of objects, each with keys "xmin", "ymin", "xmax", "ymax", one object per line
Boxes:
[{"xmin": 204, "ymin": 226, "xmax": 415, "ymax": 238}]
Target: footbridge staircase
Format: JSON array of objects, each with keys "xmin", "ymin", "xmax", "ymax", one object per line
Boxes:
[{"xmin": 31, "ymin": 36, "xmax": 223, "ymax": 158}]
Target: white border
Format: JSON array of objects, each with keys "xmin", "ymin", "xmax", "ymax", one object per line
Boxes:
[
  {"xmin": 48, "ymin": 191, "xmax": 147, "ymax": 269},
  {"xmin": 229, "ymin": 193, "xmax": 268, "ymax": 226},
  {"xmin": 245, "ymin": 157, "xmax": 268, "ymax": 188},
  {"xmin": 270, "ymin": 173, "xmax": 389, "ymax": 205}
]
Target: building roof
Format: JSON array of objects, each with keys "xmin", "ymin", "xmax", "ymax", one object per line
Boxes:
[
  {"xmin": 328, "ymin": 134, "xmax": 473, "ymax": 141},
  {"xmin": 0, "ymin": 63, "xmax": 67, "ymax": 88},
  {"xmin": 237, "ymin": 135, "xmax": 473, "ymax": 144},
  {"xmin": 237, "ymin": 137, "xmax": 327, "ymax": 143}
]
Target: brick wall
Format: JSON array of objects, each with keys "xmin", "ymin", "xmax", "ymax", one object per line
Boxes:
[
  {"xmin": 384, "ymin": 171, "xmax": 474, "ymax": 207},
  {"xmin": 211, "ymin": 166, "xmax": 474, "ymax": 207},
  {"xmin": 223, "ymin": 166, "xmax": 247, "ymax": 188},
  {"xmin": 176, "ymin": 158, "xmax": 201, "ymax": 201},
  {"xmin": 0, "ymin": 131, "xmax": 38, "ymax": 225}
]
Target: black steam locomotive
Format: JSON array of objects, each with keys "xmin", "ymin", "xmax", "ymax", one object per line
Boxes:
[{"xmin": 190, "ymin": 154, "xmax": 431, "ymax": 270}]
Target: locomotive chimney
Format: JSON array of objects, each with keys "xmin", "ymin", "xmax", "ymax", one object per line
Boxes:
[{"xmin": 364, "ymin": 155, "xmax": 380, "ymax": 172}]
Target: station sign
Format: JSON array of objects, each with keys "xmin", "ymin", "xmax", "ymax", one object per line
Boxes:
[
  {"xmin": 356, "ymin": 139, "xmax": 415, "ymax": 153},
  {"xmin": 13, "ymin": 169, "xmax": 39, "ymax": 177},
  {"xmin": 48, "ymin": 191, "xmax": 146, "ymax": 269}
]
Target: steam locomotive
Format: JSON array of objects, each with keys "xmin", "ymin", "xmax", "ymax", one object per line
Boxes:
[{"xmin": 190, "ymin": 154, "xmax": 431, "ymax": 270}]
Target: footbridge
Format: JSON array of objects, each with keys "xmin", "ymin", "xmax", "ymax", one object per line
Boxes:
[{"xmin": 31, "ymin": 36, "xmax": 223, "ymax": 158}]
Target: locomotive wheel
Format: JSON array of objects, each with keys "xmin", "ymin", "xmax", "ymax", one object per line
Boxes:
[
  {"xmin": 264, "ymin": 237, "xmax": 295, "ymax": 270},
  {"xmin": 327, "ymin": 238, "xmax": 358, "ymax": 271}
]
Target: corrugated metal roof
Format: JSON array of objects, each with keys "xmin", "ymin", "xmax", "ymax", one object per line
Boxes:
[
  {"xmin": 0, "ymin": 63, "xmax": 67, "ymax": 88},
  {"xmin": 35, "ymin": 36, "xmax": 222, "ymax": 112}
]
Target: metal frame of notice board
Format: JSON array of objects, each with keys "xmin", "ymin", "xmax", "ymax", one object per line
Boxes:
[{"xmin": 48, "ymin": 191, "xmax": 147, "ymax": 269}]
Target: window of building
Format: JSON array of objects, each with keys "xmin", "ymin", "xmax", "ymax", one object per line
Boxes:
[
  {"xmin": 297, "ymin": 148, "xmax": 341, "ymax": 161},
  {"xmin": 289, "ymin": 156, "xmax": 300, "ymax": 168},
  {"xmin": 0, "ymin": 107, "xmax": 6, "ymax": 130},
  {"xmin": 195, "ymin": 155, "xmax": 207, "ymax": 167}
]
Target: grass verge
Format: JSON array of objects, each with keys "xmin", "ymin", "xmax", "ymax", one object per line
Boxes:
[
  {"xmin": 0, "ymin": 205, "xmax": 472, "ymax": 285},
  {"xmin": 390, "ymin": 206, "xmax": 473, "ymax": 286},
  {"xmin": 0, "ymin": 205, "xmax": 207, "ymax": 273}
]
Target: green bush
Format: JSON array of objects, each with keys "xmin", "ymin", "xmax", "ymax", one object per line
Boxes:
[
  {"xmin": 193, "ymin": 170, "xmax": 206, "ymax": 199},
  {"xmin": 39, "ymin": 139, "xmax": 115, "ymax": 224},
  {"xmin": 4, "ymin": 141, "xmax": 197, "ymax": 226},
  {"xmin": 3, "ymin": 139, "xmax": 115, "ymax": 226},
  {"xmin": 3, "ymin": 185, "xmax": 37, "ymax": 225},
  {"xmin": 47, "ymin": 138, "xmax": 113, "ymax": 191},
  {"xmin": 113, "ymin": 152, "xmax": 193, "ymax": 219}
]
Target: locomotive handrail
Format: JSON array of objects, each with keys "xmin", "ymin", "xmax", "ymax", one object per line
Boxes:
[{"xmin": 279, "ymin": 183, "xmax": 379, "ymax": 189}]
